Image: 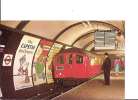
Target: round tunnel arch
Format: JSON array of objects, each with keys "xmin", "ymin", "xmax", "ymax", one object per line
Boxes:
[{"xmin": 54, "ymin": 21, "xmax": 122, "ymax": 40}]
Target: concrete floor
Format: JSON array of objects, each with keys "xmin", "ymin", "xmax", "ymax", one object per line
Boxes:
[{"xmin": 52, "ymin": 72, "xmax": 124, "ymax": 100}]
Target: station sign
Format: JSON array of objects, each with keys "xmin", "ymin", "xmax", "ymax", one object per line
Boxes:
[
  {"xmin": 94, "ymin": 31, "xmax": 116, "ymax": 50},
  {"xmin": 2, "ymin": 54, "xmax": 13, "ymax": 66}
]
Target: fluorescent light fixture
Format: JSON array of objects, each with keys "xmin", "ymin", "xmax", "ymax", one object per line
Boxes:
[{"xmin": 0, "ymin": 44, "xmax": 5, "ymax": 48}]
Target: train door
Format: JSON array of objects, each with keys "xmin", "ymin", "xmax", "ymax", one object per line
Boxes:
[
  {"xmin": 66, "ymin": 53, "xmax": 73, "ymax": 78},
  {"xmin": 74, "ymin": 54, "xmax": 85, "ymax": 78},
  {"xmin": 85, "ymin": 55, "xmax": 91, "ymax": 77},
  {"xmin": 55, "ymin": 54, "xmax": 65, "ymax": 78}
]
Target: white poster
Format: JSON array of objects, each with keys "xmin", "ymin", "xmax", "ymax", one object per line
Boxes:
[
  {"xmin": 13, "ymin": 76, "xmax": 33, "ymax": 90},
  {"xmin": 13, "ymin": 35, "xmax": 40, "ymax": 90}
]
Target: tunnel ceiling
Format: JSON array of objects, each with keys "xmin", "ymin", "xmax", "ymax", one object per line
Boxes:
[{"xmin": 0, "ymin": 20, "xmax": 125, "ymax": 53}]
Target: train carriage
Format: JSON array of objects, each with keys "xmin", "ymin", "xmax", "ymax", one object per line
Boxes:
[{"xmin": 52, "ymin": 48, "xmax": 102, "ymax": 83}]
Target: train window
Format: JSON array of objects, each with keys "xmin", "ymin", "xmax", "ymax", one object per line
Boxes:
[
  {"xmin": 76, "ymin": 55, "xmax": 83, "ymax": 64},
  {"xmin": 67, "ymin": 54, "xmax": 72, "ymax": 64},
  {"xmin": 58, "ymin": 55, "xmax": 64, "ymax": 64},
  {"xmin": 90, "ymin": 57, "xmax": 95, "ymax": 65}
]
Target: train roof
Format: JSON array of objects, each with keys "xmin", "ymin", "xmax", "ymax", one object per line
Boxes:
[{"xmin": 59, "ymin": 48, "xmax": 86, "ymax": 54}]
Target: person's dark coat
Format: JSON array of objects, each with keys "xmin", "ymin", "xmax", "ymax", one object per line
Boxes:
[
  {"xmin": 102, "ymin": 57, "xmax": 111, "ymax": 71},
  {"xmin": 102, "ymin": 57, "xmax": 111, "ymax": 85}
]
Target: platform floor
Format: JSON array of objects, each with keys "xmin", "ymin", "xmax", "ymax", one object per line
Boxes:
[{"xmin": 52, "ymin": 72, "xmax": 124, "ymax": 100}]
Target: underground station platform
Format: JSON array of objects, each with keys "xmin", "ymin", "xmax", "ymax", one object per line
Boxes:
[
  {"xmin": 52, "ymin": 72, "xmax": 124, "ymax": 100},
  {"xmin": 0, "ymin": 21, "xmax": 125, "ymax": 100}
]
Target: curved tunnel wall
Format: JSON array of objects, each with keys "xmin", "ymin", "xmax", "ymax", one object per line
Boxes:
[
  {"xmin": 0, "ymin": 21, "xmax": 123, "ymax": 98},
  {"xmin": 0, "ymin": 27, "xmax": 64, "ymax": 98}
]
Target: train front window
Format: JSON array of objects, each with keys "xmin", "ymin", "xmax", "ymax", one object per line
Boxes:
[
  {"xmin": 76, "ymin": 55, "xmax": 83, "ymax": 64},
  {"xmin": 67, "ymin": 54, "xmax": 72, "ymax": 64},
  {"xmin": 58, "ymin": 55, "xmax": 64, "ymax": 64}
]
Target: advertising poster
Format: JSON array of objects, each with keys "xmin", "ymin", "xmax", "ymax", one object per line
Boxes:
[
  {"xmin": 13, "ymin": 35, "xmax": 40, "ymax": 90},
  {"xmin": 33, "ymin": 40, "xmax": 53, "ymax": 85},
  {"xmin": 13, "ymin": 76, "xmax": 33, "ymax": 90},
  {"xmin": 46, "ymin": 43, "xmax": 63, "ymax": 84}
]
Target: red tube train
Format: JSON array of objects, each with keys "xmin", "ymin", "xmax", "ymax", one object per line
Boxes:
[{"xmin": 52, "ymin": 48, "xmax": 103, "ymax": 83}]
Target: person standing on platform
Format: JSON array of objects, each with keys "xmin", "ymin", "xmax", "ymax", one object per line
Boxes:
[
  {"xmin": 102, "ymin": 53, "xmax": 111, "ymax": 85},
  {"xmin": 114, "ymin": 57, "xmax": 121, "ymax": 76}
]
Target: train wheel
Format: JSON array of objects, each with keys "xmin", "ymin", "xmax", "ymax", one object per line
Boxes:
[{"xmin": 54, "ymin": 79, "xmax": 63, "ymax": 89}]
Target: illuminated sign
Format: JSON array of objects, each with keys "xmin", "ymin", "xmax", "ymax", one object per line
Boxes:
[
  {"xmin": 94, "ymin": 31, "xmax": 116, "ymax": 50},
  {"xmin": 0, "ymin": 44, "xmax": 5, "ymax": 53}
]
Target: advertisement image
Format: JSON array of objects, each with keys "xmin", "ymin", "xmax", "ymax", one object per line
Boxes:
[
  {"xmin": 13, "ymin": 35, "xmax": 40, "ymax": 90},
  {"xmin": 33, "ymin": 40, "xmax": 53, "ymax": 85}
]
